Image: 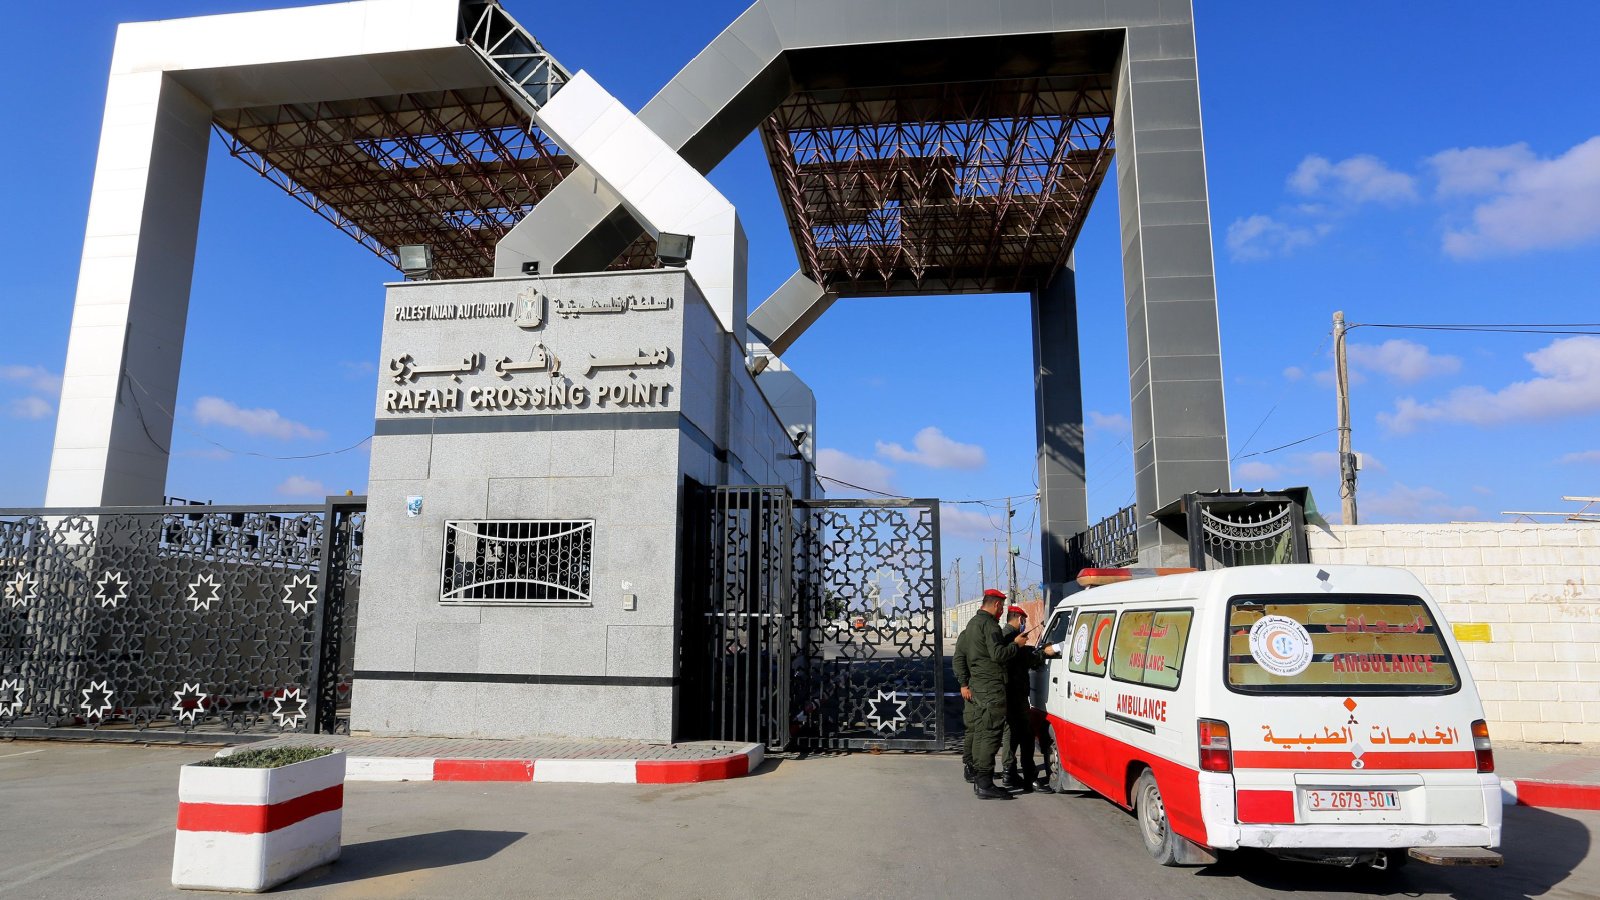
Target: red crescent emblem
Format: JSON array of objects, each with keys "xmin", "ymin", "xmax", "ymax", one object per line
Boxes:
[{"xmin": 1091, "ymin": 618, "xmax": 1111, "ymax": 665}]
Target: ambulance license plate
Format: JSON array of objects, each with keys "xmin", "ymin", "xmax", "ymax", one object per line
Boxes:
[{"xmin": 1303, "ymin": 790, "xmax": 1401, "ymax": 812}]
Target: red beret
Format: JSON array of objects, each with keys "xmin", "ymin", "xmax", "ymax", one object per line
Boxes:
[
  {"xmin": 1007, "ymin": 605, "xmax": 1027, "ymax": 617},
  {"xmin": 982, "ymin": 589, "xmax": 1007, "ymax": 601}
]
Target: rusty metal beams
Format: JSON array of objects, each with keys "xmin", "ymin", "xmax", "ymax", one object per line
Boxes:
[
  {"xmin": 214, "ymin": 87, "xmax": 573, "ymax": 280},
  {"xmin": 761, "ymin": 77, "xmax": 1115, "ymax": 296}
]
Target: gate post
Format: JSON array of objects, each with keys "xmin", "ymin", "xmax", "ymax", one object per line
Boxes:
[{"xmin": 309, "ymin": 496, "xmax": 365, "ymax": 734}]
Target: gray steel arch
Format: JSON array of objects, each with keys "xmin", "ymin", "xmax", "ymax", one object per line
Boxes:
[{"xmin": 493, "ymin": 0, "xmax": 1229, "ymax": 565}]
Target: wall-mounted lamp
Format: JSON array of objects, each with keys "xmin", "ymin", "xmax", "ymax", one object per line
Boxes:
[
  {"xmin": 521, "ymin": 261, "xmax": 541, "ymax": 276},
  {"xmin": 397, "ymin": 244, "xmax": 434, "ymax": 280},
  {"xmin": 656, "ymin": 232, "xmax": 694, "ymax": 267},
  {"xmin": 748, "ymin": 355, "xmax": 771, "ymax": 376}
]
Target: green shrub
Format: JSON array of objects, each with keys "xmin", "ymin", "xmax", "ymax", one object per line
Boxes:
[{"xmin": 197, "ymin": 746, "xmax": 336, "ymax": 769}]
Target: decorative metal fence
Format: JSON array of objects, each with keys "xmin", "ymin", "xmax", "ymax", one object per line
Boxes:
[
  {"xmin": 0, "ymin": 500, "xmax": 364, "ymax": 738},
  {"xmin": 793, "ymin": 499, "xmax": 943, "ymax": 751},
  {"xmin": 1187, "ymin": 494, "xmax": 1308, "ymax": 570},
  {"xmin": 1069, "ymin": 503, "xmax": 1139, "ymax": 570},
  {"xmin": 681, "ymin": 488, "xmax": 944, "ymax": 751}
]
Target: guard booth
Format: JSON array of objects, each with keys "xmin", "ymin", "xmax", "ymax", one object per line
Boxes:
[{"xmin": 679, "ymin": 485, "xmax": 944, "ymax": 751}]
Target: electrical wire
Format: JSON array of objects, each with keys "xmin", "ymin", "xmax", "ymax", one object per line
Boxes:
[
  {"xmin": 1231, "ymin": 428, "xmax": 1336, "ymax": 461},
  {"xmin": 124, "ymin": 372, "xmax": 373, "ymax": 461},
  {"xmin": 1351, "ymin": 322, "xmax": 1600, "ymax": 336}
]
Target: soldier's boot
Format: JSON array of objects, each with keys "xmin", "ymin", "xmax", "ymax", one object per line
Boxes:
[
  {"xmin": 962, "ymin": 763, "xmax": 975, "ymax": 784},
  {"xmin": 973, "ymin": 772, "xmax": 1012, "ymax": 800},
  {"xmin": 1024, "ymin": 763, "xmax": 1055, "ymax": 794},
  {"xmin": 1003, "ymin": 767, "xmax": 1034, "ymax": 793}
]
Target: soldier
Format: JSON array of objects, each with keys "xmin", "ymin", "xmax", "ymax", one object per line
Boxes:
[
  {"xmin": 1000, "ymin": 606, "xmax": 1058, "ymax": 793},
  {"xmin": 953, "ymin": 589, "xmax": 1027, "ymax": 799}
]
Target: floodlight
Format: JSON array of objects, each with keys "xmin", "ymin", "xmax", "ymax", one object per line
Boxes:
[
  {"xmin": 521, "ymin": 261, "xmax": 541, "ymax": 276},
  {"xmin": 397, "ymin": 244, "xmax": 434, "ymax": 278},
  {"xmin": 656, "ymin": 232, "xmax": 694, "ymax": 267}
]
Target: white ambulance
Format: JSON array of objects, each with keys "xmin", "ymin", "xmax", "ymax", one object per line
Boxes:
[{"xmin": 1034, "ymin": 564, "xmax": 1502, "ymax": 870}]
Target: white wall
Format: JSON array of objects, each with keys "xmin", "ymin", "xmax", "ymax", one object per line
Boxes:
[{"xmin": 1309, "ymin": 523, "xmax": 1600, "ymax": 744}]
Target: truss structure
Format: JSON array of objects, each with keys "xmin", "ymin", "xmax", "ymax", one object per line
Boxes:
[
  {"xmin": 762, "ymin": 76, "xmax": 1115, "ymax": 296},
  {"xmin": 215, "ymin": 88, "xmax": 573, "ymax": 281}
]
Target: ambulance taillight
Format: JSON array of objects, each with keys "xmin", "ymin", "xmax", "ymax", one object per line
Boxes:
[
  {"xmin": 1471, "ymin": 719, "xmax": 1494, "ymax": 773},
  {"xmin": 1198, "ymin": 718, "xmax": 1233, "ymax": 773}
]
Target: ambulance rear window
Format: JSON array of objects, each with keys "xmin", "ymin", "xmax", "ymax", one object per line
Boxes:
[{"xmin": 1225, "ymin": 594, "xmax": 1460, "ymax": 695}]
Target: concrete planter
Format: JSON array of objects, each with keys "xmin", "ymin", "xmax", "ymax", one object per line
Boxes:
[{"xmin": 172, "ymin": 749, "xmax": 346, "ymax": 892}]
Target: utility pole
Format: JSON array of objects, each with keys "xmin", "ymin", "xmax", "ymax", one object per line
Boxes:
[
  {"xmin": 1333, "ymin": 311, "xmax": 1359, "ymax": 525},
  {"xmin": 977, "ymin": 555, "xmax": 985, "ymax": 594},
  {"xmin": 953, "ymin": 558, "xmax": 961, "ymax": 605},
  {"xmin": 1005, "ymin": 498, "xmax": 1019, "ymax": 602}
]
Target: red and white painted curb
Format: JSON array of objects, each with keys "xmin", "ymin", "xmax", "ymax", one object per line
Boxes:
[
  {"xmin": 343, "ymin": 743, "xmax": 763, "ymax": 784},
  {"xmin": 173, "ymin": 750, "xmax": 345, "ymax": 892},
  {"xmin": 1501, "ymin": 779, "xmax": 1600, "ymax": 811}
]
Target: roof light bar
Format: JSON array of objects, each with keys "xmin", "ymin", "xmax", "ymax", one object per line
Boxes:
[{"xmin": 1076, "ymin": 567, "xmax": 1198, "ymax": 587}]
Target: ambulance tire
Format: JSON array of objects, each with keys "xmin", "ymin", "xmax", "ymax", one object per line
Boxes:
[
  {"xmin": 1133, "ymin": 769, "xmax": 1182, "ymax": 867},
  {"xmin": 1045, "ymin": 742, "xmax": 1079, "ymax": 794}
]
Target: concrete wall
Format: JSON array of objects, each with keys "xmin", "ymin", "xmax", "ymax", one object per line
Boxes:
[
  {"xmin": 1309, "ymin": 523, "xmax": 1600, "ymax": 744},
  {"xmin": 351, "ymin": 269, "xmax": 806, "ymax": 742}
]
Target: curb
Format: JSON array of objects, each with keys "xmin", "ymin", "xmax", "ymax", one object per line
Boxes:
[
  {"xmin": 339, "ymin": 744, "xmax": 764, "ymax": 785},
  {"xmin": 1501, "ymin": 779, "xmax": 1600, "ymax": 812}
]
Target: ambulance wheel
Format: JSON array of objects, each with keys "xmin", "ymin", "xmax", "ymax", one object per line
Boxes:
[
  {"xmin": 1133, "ymin": 770, "xmax": 1182, "ymax": 866},
  {"xmin": 1045, "ymin": 742, "xmax": 1069, "ymax": 793}
]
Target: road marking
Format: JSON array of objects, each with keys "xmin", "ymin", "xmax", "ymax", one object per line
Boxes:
[
  {"xmin": 0, "ymin": 825, "xmax": 170, "ymax": 893},
  {"xmin": 0, "ymin": 749, "xmax": 45, "ymax": 760}
]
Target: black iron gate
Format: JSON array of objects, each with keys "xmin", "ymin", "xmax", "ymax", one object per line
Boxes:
[
  {"xmin": 681, "ymin": 486, "xmax": 942, "ymax": 751},
  {"xmin": 0, "ymin": 499, "xmax": 364, "ymax": 738}
]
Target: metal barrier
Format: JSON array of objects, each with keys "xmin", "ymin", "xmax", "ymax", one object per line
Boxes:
[
  {"xmin": 680, "ymin": 487, "xmax": 944, "ymax": 751},
  {"xmin": 0, "ymin": 499, "xmax": 364, "ymax": 739}
]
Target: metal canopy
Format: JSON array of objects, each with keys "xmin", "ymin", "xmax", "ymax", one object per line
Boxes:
[
  {"xmin": 211, "ymin": 0, "xmax": 580, "ymax": 281},
  {"xmin": 215, "ymin": 87, "xmax": 572, "ymax": 280},
  {"xmin": 764, "ymin": 75, "xmax": 1114, "ymax": 296},
  {"xmin": 210, "ymin": 2, "xmax": 1115, "ymax": 292}
]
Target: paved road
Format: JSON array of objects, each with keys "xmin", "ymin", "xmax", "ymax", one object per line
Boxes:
[{"xmin": 2, "ymin": 742, "xmax": 1597, "ymax": 899}]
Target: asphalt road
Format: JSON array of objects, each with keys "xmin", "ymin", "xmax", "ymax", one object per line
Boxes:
[{"xmin": 2, "ymin": 742, "xmax": 1597, "ymax": 899}]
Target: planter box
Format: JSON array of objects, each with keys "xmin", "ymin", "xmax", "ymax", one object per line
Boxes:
[{"xmin": 172, "ymin": 750, "xmax": 346, "ymax": 892}]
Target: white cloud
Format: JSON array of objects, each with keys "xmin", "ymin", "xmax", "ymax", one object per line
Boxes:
[
  {"xmin": 1380, "ymin": 336, "xmax": 1600, "ymax": 433},
  {"xmin": 817, "ymin": 448, "xmax": 896, "ymax": 495},
  {"xmin": 1347, "ymin": 339, "xmax": 1461, "ymax": 384},
  {"xmin": 875, "ymin": 427, "xmax": 986, "ymax": 470},
  {"xmin": 1086, "ymin": 411, "xmax": 1131, "ymax": 435},
  {"xmin": 7, "ymin": 396, "xmax": 52, "ymax": 420},
  {"xmin": 1560, "ymin": 450, "xmax": 1600, "ymax": 465},
  {"xmin": 1225, "ymin": 214, "xmax": 1327, "ymax": 261},
  {"xmin": 1234, "ymin": 461, "xmax": 1281, "ymax": 484},
  {"xmin": 1361, "ymin": 483, "xmax": 1479, "ymax": 524},
  {"xmin": 1288, "ymin": 154, "xmax": 1418, "ymax": 204},
  {"xmin": 338, "ymin": 360, "xmax": 376, "ymax": 379},
  {"xmin": 194, "ymin": 396, "xmax": 326, "ymax": 441},
  {"xmin": 0, "ymin": 364, "xmax": 62, "ymax": 396},
  {"xmin": 939, "ymin": 504, "xmax": 998, "ymax": 541},
  {"xmin": 1437, "ymin": 136, "xmax": 1600, "ymax": 258},
  {"xmin": 275, "ymin": 475, "xmax": 326, "ymax": 498},
  {"xmin": 1282, "ymin": 366, "xmax": 1305, "ymax": 381},
  {"xmin": 1430, "ymin": 143, "xmax": 1540, "ymax": 197}
]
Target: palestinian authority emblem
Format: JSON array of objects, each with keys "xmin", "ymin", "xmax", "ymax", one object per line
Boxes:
[{"xmin": 515, "ymin": 289, "xmax": 545, "ymax": 329}]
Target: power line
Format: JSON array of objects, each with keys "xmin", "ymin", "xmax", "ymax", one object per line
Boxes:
[
  {"xmin": 125, "ymin": 372, "xmax": 373, "ymax": 462},
  {"xmin": 1232, "ymin": 428, "xmax": 1337, "ymax": 462},
  {"xmin": 1351, "ymin": 322, "xmax": 1600, "ymax": 336},
  {"xmin": 815, "ymin": 474, "xmax": 1036, "ymax": 506}
]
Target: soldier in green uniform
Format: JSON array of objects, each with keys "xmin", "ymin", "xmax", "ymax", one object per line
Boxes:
[
  {"xmin": 1000, "ymin": 606, "xmax": 1058, "ymax": 793},
  {"xmin": 953, "ymin": 589, "xmax": 1026, "ymax": 799}
]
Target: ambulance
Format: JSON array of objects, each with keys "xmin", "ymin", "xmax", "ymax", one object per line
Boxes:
[{"xmin": 1034, "ymin": 564, "xmax": 1502, "ymax": 870}]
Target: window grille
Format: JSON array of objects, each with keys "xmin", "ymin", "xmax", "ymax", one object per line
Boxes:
[{"xmin": 440, "ymin": 520, "xmax": 593, "ymax": 605}]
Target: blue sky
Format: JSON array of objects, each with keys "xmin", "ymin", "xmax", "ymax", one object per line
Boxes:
[{"xmin": 2, "ymin": 1, "xmax": 1598, "ymax": 601}]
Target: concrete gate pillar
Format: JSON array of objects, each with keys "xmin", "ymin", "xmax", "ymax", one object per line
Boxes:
[
  {"xmin": 1113, "ymin": 23, "xmax": 1232, "ymax": 564},
  {"xmin": 1032, "ymin": 264, "xmax": 1087, "ymax": 591}
]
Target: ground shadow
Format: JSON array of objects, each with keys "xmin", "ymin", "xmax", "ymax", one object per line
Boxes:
[
  {"xmin": 286, "ymin": 829, "xmax": 526, "ymax": 889},
  {"xmin": 1195, "ymin": 805, "xmax": 1591, "ymax": 899}
]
